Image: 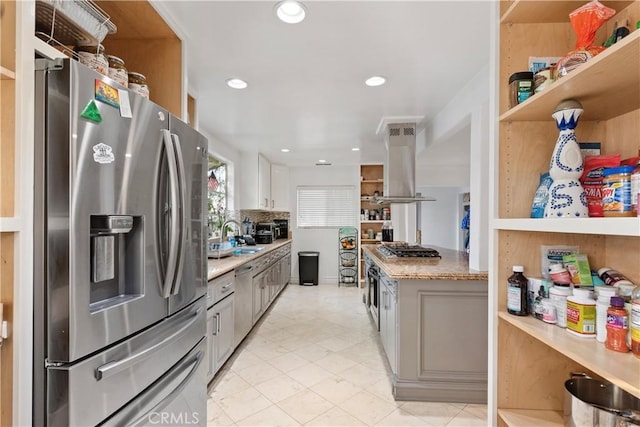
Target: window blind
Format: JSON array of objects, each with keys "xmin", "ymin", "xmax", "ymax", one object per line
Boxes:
[{"xmin": 297, "ymin": 186, "xmax": 356, "ymax": 228}]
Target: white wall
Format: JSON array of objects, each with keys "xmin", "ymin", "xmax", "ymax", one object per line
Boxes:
[
  {"xmin": 417, "ymin": 186, "xmax": 469, "ymax": 250},
  {"xmin": 288, "ymin": 165, "xmax": 359, "ymax": 285},
  {"xmin": 419, "ymin": 64, "xmax": 490, "ymax": 271}
]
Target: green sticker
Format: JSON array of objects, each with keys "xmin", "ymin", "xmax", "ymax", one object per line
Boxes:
[{"xmin": 81, "ymin": 99, "xmax": 102, "ymax": 123}]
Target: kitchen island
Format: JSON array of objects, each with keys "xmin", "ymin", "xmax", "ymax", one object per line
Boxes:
[{"xmin": 363, "ymin": 245, "xmax": 488, "ymax": 404}]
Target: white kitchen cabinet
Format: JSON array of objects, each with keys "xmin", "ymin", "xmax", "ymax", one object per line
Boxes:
[
  {"xmin": 258, "ymin": 153, "xmax": 271, "ymax": 209},
  {"xmin": 239, "ymin": 152, "xmax": 271, "ymax": 210},
  {"xmin": 270, "ymin": 163, "xmax": 290, "ymax": 211}
]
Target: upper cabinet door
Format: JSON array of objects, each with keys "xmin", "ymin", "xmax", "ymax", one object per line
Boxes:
[
  {"xmin": 270, "ymin": 164, "xmax": 289, "ymax": 211},
  {"xmin": 239, "ymin": 152, "xmax": 271, "ymax": 210},
  {"xmin": 258, "ymin": 154, "xmax": 271, "ymax": 210}
]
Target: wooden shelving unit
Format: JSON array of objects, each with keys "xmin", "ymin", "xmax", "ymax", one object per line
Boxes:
[
  {"xmin": 95, "ymin": 1, "xmax": 183, "ymax": 117},
  {"xmin": 493, "ymin": 1, "xmax": 640, "ymax": 426},
  {"xmin": 359, "ymin": 165, "xmax": 387, "ymax": 284}
]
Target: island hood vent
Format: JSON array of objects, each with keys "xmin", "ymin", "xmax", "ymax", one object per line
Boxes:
[{"xmin": 373, "ymin": 123, "xmax": 436, "ymax": 204}]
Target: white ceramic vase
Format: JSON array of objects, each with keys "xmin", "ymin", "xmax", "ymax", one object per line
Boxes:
[{"xmin": 544, "ymin": 99, "xmax": 588, "ymax": 218}]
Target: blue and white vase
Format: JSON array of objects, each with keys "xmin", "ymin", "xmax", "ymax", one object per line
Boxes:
[{"xmin": 544, "ymin": 99, "xmax": 588, "ymax": 218}]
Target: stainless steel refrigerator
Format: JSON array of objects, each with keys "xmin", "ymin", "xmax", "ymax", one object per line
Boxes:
[{"xmin": 33, "ymin": 58, "xmax": 208, "ymax": 426}]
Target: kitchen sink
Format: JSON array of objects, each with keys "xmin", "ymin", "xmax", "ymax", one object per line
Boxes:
[{"xmin": 235, "ymin": 247, "xmax": 265, "ymax": 255}]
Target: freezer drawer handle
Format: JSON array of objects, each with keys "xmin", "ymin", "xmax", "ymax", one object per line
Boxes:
[
  {"xmin": 94, "ymin": 306, "xmax": 202, "ymax": 381},
  {"xmin": 221, "ymin": 283, "xmax": 233, "ymax": 293},
  {"xmin": 128, "ymin": 350, "xmax": 204, "ymax": 426}
]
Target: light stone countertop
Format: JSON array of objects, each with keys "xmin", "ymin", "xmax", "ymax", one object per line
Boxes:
[
  {"xmin": 207, "ymin": 239, "xmax": 292, "ymax": 281},
  {"xmin": 363, "ymin": 244, "xmax": 488, "ymax": 281}
]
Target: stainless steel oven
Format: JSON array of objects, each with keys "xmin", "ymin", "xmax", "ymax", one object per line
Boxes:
[{"xmin": 367, "ymin": 263, "xmax": 380, "ymax": 330}]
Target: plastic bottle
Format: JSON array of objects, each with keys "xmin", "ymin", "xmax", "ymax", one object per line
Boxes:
[
  {"xmin": 549, "ymin": 263, "xmax": 572, "ymax": 284},
  {"xmin": 507, "ymin": 266, "xmax": 528, "ymax": 316},
  {"xmin": 566, "ymin": 288, "xmax": 596, "ymax": 338},
  {"xmin": 632, "ymin": 284, "xmax": 640, "ymax": 358},
  {"xmin": 595, "ymin": 287, "xmax": 617, "ymax": 343},
  {"xmin": 550, "ymin": 284, "xmax": 572, "ymax": 328},
  {"xmin": 605, "ymin": 296, "xmax": 629, "ymax": 352},
  {"xmin": 598, "ymin": 267, "xmax": 634, "ymax": 287}
]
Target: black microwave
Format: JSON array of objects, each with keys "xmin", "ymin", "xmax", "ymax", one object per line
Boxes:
[{"xmin": 273, "ymin": 219, "xmax": 289, "ymax": 240}]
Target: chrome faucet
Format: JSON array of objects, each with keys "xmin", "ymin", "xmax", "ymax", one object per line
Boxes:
[{"xmin": 221, "ymin": 218, "xmax": 242, "ymax": 236}]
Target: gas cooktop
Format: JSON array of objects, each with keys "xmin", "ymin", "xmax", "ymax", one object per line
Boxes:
[{"xmin": 376, "ymin": 243, "xmax": 441, "ymax": 259}]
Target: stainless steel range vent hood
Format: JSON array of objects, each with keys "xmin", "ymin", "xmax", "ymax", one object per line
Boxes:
[{"xmin": 373, "ymin": 122, "xmax": 435, "ymax": 204}]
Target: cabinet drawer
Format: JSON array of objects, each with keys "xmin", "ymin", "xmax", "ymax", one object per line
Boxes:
[{"xmin": 208, "ymin": 271, "xmax": 235, "ymax": 307}]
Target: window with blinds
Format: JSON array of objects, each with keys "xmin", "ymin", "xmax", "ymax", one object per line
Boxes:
[{"xmin": 297, "ymin": 186, "xmax": 356, "ymax": 228}]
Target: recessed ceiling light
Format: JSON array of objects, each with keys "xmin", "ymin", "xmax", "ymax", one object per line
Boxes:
[
  {"xmin": 318, "ymin": 159, "xmax": 326, "ymax": 163},
  {"xmin": 275, "ymin": 0, "xmax": 306, "ymax": 24},
  {"xmin": 365, "ymin": 76, "xmax": 386, "ymax": 87},
  {"xmin": 352, "ymin": 148, "xmax": 360, "ymax": 151},
  {"xmin": 226, "ymin": 78, "xmax": 248, "ymax": 89},
  {"xmin": 281, "ymin": 148, "xmax": 290, "ymax": 153}
]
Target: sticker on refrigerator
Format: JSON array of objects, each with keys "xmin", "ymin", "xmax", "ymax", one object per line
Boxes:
[
  {"xmin": 94, "ymin": 79, "xmax": 119, "ymax": 108},
  {"xmin": 93, "ymin": 143, "xmax": 115, "ymax": 164},
  {"xmin": 80, "ymin": 99, "xmax": 103, "ymax": 123}
]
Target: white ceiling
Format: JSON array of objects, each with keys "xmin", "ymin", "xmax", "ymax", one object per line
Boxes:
[{"xmin": 154, "ymin": 1, "xmax": 491, "ymax": 167}]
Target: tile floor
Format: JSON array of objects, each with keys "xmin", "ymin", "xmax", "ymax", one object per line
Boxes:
[{"xmin": 207, "ymin": 284, "xmax": 487, "ymax": 426}]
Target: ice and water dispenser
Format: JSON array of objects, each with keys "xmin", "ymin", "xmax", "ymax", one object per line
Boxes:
[{"xmin": 90, "ymin": 215, "xmax": 142, "ymax": 310}]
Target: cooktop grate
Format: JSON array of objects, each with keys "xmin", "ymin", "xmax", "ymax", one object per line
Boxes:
[{"xmin": 377, "ymin": 244, "xmax": 440, "ymax": 259}]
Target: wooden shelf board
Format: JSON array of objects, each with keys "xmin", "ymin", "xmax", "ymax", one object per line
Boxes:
[
  {"xmin": 501, "ymin": 1, "xmax": 634, "ymax": 24},
  {"xmin": 498, "ymin": 409, "xmax": 563, "ymax": 427},
  {"xmin": 0, "ymin": 66, "xmax": 15, "ymax": 80},
  {"xmin": 498, "ymin": 312, "xmax": 640, "ymax": 398},
  {"xmin": 361, "ymin": 239, "xmax": 381, "ymax": 244},
  {"xmin": 361, "ymin": 220, "xmax": 385, "ymax": 224},
  {"xmin": 499, "ymin": 31, "xmax": 640, "ymax": 122},
  {"xmin": 493, "ymin": 217, "xmax": 640, "ymax": 236},
  {"xmin": 361, "ymin": 180, "xmax": 383, "ymax": 184}
]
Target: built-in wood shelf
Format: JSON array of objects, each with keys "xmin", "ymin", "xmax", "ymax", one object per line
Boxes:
[
  {"xmin": 361, "ymin": 220, "xmax": 385, "ymax": 224},
  {"xmin": 493, "ymin": 218, "xmax": 640, "ymax": 237},
  {"xmin": 498, "ymin": 312, "xmax": 640, "ymax": 398},
  {"xmin": 501, "ymin": 0, "xmax": 634, "ymax": 24},
  {"xmin": 498, "ymin": 409, "xmax": 562, "ymax": 427},
  {"xmin": 361, "ymin": 239, "xmax": 381, "ymax": 244},
  {"xmin": 0, "ymin": 66, "xmax": 15, "ymax": 80},
  {"xmin": 361, "ymin": 180, "xmax": 384, "ymax": 184},
  {"xmin": 499, "ymin": 31, "xmax": 640, "ymax": 122}
]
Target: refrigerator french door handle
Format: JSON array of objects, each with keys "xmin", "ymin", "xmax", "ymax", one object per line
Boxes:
[
  {"xmin": 161, "ymin": 130, "xmax": 180, "ymax": 298},
  {"xmin": 169, "ymin": 133, "xmax": 187, "ymax": 296},
  {"xmin": 94, "ymin": 305, "xmax": 203, "ymax": 381},
  {"xmin": 120, "ymin": 350, "xmax": 204, "ymax": 427}
]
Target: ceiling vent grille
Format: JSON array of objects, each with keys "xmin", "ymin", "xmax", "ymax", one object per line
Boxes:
[
  {"xmin": 315, "ymin": 162, "xmax": 332, "ymax": 166},
  {"xmin": 404, "ymin": 126, "xmax": 415, "ymax": 136},
  {"xmin": 389, "ymin": 127, "xmax": 401, "ymax": 136}
]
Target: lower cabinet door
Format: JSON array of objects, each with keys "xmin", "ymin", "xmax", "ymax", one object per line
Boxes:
[
  {"xmin": 206, "ymin": 307, "xmax": 215, "ymax": 383},
  {"xmin": 213, "ymin": 295, "xmax": 235, "ymax": 372}
]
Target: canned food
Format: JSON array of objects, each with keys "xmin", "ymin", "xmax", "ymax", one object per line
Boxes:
[
  {"xmin": 107, "ymin": 55, "xmax": 128, "ymax": 88},
  {"xmin": 602, "ymin": 166, "xmax": 635, "ymax": 217},
  {"xmin": 75, "ymin": 44, "xmax": 108, "ymax": 75},
  {"xmin": 128, "ymin": 72, "xmax": 149, "ymax": 99}
]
